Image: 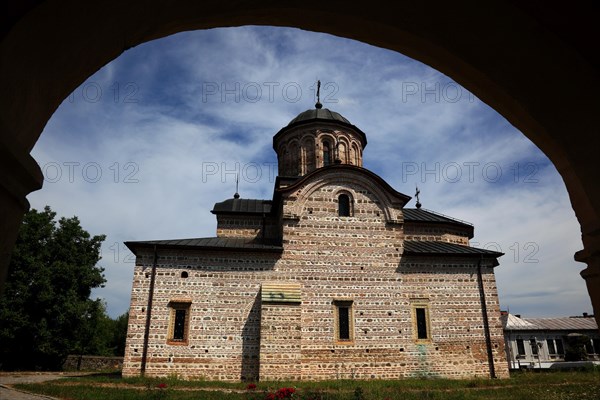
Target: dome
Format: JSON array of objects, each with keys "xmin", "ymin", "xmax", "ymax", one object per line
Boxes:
[
  {"xmin": 287, "ymin": 108, "xmax": 351, "ymax": 126},
  {"xmin": 273, "ymin": 106, "xmax": 367, "ymax": 150},
  {"xmin": 273, "ymin": 106, "xmax": 368, "ymax": 177}
]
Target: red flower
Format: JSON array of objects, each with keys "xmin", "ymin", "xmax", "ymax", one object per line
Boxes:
[
  {"xmin": 247, "ymin": 383, "xmax": 257, "ymax": 390},
  {"xmin": 265, "ymin": 393, "xmax": 276, "ymax": 400},
  {"xmin": 156, "ymin": 383, "xmax": 167, "ymax": 389},
  {"xmin": 275, "ymin": 387, "xmax": 295, "ymax": 398}
]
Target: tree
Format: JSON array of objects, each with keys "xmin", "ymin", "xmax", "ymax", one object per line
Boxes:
[
  {"xmin": 73, "ymin": 300, "xmax": 129, "ymax": 357},
  {"xmin": 111, "ymin": 311, "xmax": 129, "ymax": 356},
  {"xmin": 0, "ymin": 206, "xmax": 106, "ymax": 370},
  {"xmin": 564, "ymin": 334, "xmax": 590, "ymax": 362}
]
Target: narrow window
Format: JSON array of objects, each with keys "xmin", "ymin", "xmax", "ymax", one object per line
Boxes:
[
  {"xmin": 556, "ymin": 338, "xmax": 564, "ymax": 355},
  {"xmin": 516, "ymin": 339, "xmax": 526, "ymax": 356},
  {"xmin": 168, "ymin": 302, "xmax": 191, "ymax": 344},
  {"xmin": 173, "ymin": 309, "xmax": 186, "ymax": 340},
  {"xmin": 547, "ymin": 339, "xmax": 557, "ymax": 355},
  {"xmin": 334, "ymin": 300, "xmax": 353, "ymax": 342},
  {"xmin": 338, "ymin": 194, "xmax": 350, "ymax": 217},
  {"xmin": 338, "ymin": 307, "xmax": 350, "ymax": 340},
  {"xmin": 415, "ymin": 307, "xmax": 429, "ymax": 340},
  {"xmin": 323, "ymin": 141, "xmax": 331, "ymax": 166}
]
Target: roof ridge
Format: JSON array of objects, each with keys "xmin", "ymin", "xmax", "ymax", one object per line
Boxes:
[{"xmin": 414, "ymin": 207, "xmax": 473, "ymax": 226}]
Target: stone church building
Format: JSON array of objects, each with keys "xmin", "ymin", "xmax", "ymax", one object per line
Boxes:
[{"xmin": 122, "ymin": 102, "xmax": 509, "ymax": 381}]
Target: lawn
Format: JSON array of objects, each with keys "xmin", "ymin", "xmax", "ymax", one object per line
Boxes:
[{"xmin": 13, "ymin": 369, "xmax": 600, "ymax": 400}]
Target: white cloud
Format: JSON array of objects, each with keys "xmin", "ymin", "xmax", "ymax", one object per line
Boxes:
[{"xmin": 27, "ymin": 26, "xmax": 590, "ymax": 318}]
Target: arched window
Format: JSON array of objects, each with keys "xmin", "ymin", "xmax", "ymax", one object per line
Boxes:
[
  {"xmin": 323, "ymin": 141, "xmax": 331, "ymax": 166},
  {"xmin": 338, "ymin": 194, "xmax": 351, "ymax": 217},
  {"xmin": 338, "ymin": 141, "xmax": 347, "ymax": 164}
]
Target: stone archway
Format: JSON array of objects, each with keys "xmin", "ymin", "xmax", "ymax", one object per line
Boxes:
[{"xmin": 1, "ymin": 1, "xmax": 598, "ymax": 315}]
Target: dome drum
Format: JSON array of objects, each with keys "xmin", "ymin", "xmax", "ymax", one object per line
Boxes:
[{"xmin": 274, "ymin": 108, "xmax": 367, "ymax": 177}]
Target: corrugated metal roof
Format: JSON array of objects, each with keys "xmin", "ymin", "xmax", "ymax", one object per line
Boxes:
[
  {"xmin": 125, "ymin": 237, "xmax": 283, "ymax": 254},
  {"xmin": 504, "ymin": 313, "xmax": 598, "ymax": 331},
  {"xmin": 403, "ymin": 208, "xmax": 473, "ymax": 227},
  {"xmin": 503, "ymin": 313, "xmax": 537, "ymax": 329},
  {"xmin": 211, "ymin": 198, "xmax": 272, "ymax": 214},
  {"xmin": 403, "ymin": 240, "xmax": 503, "ymax": 257}
]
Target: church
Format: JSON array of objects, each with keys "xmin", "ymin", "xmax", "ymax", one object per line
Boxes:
[{"xmin": 122, "ymin": 96, "xmax": 509, "ymax": 381}]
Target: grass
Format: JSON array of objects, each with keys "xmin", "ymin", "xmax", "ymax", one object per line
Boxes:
[{"xmin": 12, "ymin": 369, "xmax": 600, "ymax": 400}]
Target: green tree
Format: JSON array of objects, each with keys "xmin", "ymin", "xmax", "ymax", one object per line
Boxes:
[
  {"xmin": 111, "ymin": 311, "xmax": 129, "ymax": 356},
  {"xmin": 74, "ymin": 301, "xmax": 129, "ymax": 357},
  {"xmin": 0, "ymin": 206, "xmax": 106, "ymax": 370},
  {"xmin": 564, "ymin": 334, "xmax": 590, "ymax": 362}
]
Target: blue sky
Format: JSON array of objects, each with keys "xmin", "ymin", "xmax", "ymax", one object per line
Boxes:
[{"xmin": 27, "ymin": 26, "xmax": 591, "ymax": 319}]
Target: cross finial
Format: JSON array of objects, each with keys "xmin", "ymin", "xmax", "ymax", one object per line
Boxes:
[
  {"xmin": 415, "ymin": 185, "xmax": 422, "ymax": 209},
  {"xmin": 315, "ymin": 80, "xmax": 322, "ymax": 109}
]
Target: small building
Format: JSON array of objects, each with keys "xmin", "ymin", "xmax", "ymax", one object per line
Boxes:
[
  {"xmin": 502, "ymin": 312, "xmax": 600, "ymax": 369},
  {"xmin": 122, "ymin": 101, "xmax": 509, "ymax": 381}
]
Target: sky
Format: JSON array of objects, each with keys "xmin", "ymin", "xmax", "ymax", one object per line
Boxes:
[{"xmin": 26, "ymin": 26, "xmax": 592, "ymax": 319}]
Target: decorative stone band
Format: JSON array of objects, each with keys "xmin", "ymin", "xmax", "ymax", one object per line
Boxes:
[{"xmin": 261, "ymin": 282, "xmax": 302, "ymax": 304}]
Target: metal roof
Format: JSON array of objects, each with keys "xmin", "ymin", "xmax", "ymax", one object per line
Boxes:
[
  {"xmin": 403, "ymin": 208, "xmax": 473, "ymax": 227},
  {"xmin": 503, "ymin": 313, "xmax": 598, "ymax": 331},
  {"xmin": 125, "ymin": 237, "xmax": 283, "ymax": 255},
  {"xmin": 403, "ymin": 240, "xmax": 503, "ymax": 257},
  {"xmin": 211, "ymin": 198, "xmax": 272, "ymax": 214},
  {"xmin": 503, "ymin": 313, "xmax": 538, "ymax": 329},
  {"xmin": 287, "ymin": 108, "xmax": 351, "ymax": 125},
  {"xmin": 273, "ymin": 107, "xmax": 367, "ymax": 148}
]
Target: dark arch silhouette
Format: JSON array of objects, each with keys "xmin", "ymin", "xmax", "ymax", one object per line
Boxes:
[{"xmin": 1, "ymin": 1, "xmax": 598, "ymax": 317}]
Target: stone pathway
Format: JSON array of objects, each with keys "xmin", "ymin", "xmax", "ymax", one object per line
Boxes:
[{"xmin": 0, "ymin": 373, "xmax": 73, "ymax": 400}]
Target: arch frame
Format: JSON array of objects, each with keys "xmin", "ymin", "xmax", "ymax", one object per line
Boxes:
[{"xmin": 1, "ymin": 1, "xmax": 598, "ymax": 316}]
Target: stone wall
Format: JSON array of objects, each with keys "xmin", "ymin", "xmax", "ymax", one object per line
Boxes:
[
  {"xmin": 122, "ymin": 170, "xmax": 508, "ymax": 381},
  {"xmin": 404, "ymin": 223, "xmax": 470, "ymax": 245},
  {"xmin": 63, "ymin": 355, "xmax": 123, "ymax": 371}
]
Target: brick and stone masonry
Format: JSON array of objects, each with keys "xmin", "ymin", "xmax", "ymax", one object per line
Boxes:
[{"xmin": 122, "ymin": 104, "xmax": 508, "ymax": 381}]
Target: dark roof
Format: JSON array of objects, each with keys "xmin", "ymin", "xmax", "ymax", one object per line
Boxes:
[
  {"xmin": 288, "ymin": 108, "xmax": 350, "ymax": 125},
  {"xmin": 403, "ymin": 208, "xmax": 473, "ymax": 226},
  {"xmin": 403, "ymin": 208, "xmax": 474, "ymax": 238},
  {"xmin": 211, "ymin": 198, "xmax": 272, "ymax": 214},
  {"xmin": 503, "ymin": 313, "xmax": 598, "ymax": 331},
  {"xmin": 125, "ymin": 237, "xmax": 282, "ymax": 255},
  {"xmin": 404, "ymin": 240, "xmax": 503, "ymax": 258},
  {"xmin": 273, "ymin": 107, "xmax": 367, "ymax": 147}
]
